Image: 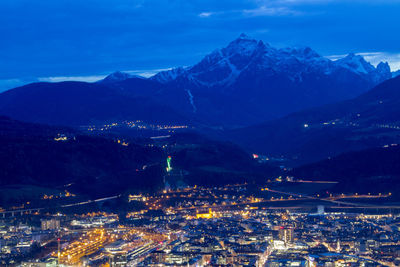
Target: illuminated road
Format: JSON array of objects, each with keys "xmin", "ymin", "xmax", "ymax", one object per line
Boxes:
[
  {"xmin": 0, "ymin": 195, "xmax": 121, "ymax": 216},
  {"xmin": 292, "ymin": 180, "xmax": 338, "ymax": 184},
  {"xmin": 161, "ymin": 188, "xmax": 392, "ymax": 213},
  {"xmin": 264, "ymin": 188, "xmax": 389, "ymax": 208},
  {"xmin": 173, "ymin": 196, "xmax": 310, "ymax": 212}
]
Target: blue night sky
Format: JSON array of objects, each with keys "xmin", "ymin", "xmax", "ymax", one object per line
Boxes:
[{"xmin": 0, "ymin": 0, "xmax": 400, "ymax": 91}]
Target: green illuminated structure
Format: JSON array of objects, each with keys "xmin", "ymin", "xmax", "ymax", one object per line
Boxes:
[{"xmin": 166, "ymin": 156, "xmax": 172, "ymax": 172}]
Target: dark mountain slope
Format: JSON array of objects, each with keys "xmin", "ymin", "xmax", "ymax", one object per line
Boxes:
[
  {"xmin": 290, "ymin": 145, "xmax": 400, "ymax": 195},
  {"xmin": 0, "ymin": 117, "xmax": 165, "ymax": 199},
  {"xmin": 0, "ymin": 81, "xmax": 188, "ymax": 126},
  {"xmin": 0, "ymin": 118, "xmax": 278, "ymax": 203},
  {"xmin": 0, "ymin": 115, "xmax": 75, "ymax": 138},
  {"xmin": 229, "ymin": 76, "xmax": 400, "ymax": 164},
  {"xmin": 148, "ymin": 132, "xmax": 281, "ymax": 187}
]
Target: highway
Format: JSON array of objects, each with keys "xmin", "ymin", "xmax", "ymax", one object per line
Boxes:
[
  {"xmin": 0, "ymin": 195, "xmax": 120, "ymax": 217},
  {"xmin": 264, "ymin": 188, "xmax": 389, "ymax": 208}
]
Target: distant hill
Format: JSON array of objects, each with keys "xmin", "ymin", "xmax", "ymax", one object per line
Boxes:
[
  {"xmin": 163, "ymin": 133, "xmax": 281, "ymax": 186},
  {"xmin": 0, "ymin": 118, "xmax": 278, "ymax": 204},
  {"xmin": 0, "ymin": 81, "xmax": 188, "ymax": 126},
  {"xmin": 229, "ymin": 76, "xmax": 400, "ymax": 164},
  {"xmin": 0, "ymin": 115, "xmax": 75, "ymax": 138},
  {"xmin": 0, "ymin": 117, "xmax": 165, "ymax": 200},
  {"xmin": 290, "ymin": 145, "xmax": 400, "ymax": 195}
]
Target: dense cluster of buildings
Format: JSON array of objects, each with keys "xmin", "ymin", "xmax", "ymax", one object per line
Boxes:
[{"xmin": 1, "ymin": 186, "xmax": 400, "ymax": 266}]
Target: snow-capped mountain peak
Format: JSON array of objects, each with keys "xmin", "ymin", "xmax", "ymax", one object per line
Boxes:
[
  {"xmin": 238, "ymin": 32, "xmax": 251, "ymax": 39},
  {"xmin": 151, "ymin": 67, "xmax": 186, "ymax": 83},
  {"xmin": 100, "ymin": 71, "xmax": 144, "ymax": 84},
  {"xmin": 335, "ymin": 53, "xmax": 375, "ymax": 74},
  {"xmin": 377, "ymin": 61, "xmax": 391, "ymax": 74},
  {"xmin": 151, "ymin": 35, "xmax": 392, "ymax": 88},
  {"xmin": 223, "ymin": 34, "xmax": 261, "ymax": 56},
  {"xmin": 334, "ymin": 53, "xmax": 392, "ymax": 83},
  {"xmin": 279, "ymin": 46, "xmax": 321, "ymax": 60}
]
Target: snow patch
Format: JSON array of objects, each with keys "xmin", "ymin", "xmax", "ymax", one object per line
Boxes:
[{"xmin": 186, "ymin": 89, "xmax": 197, "ymax": 113}]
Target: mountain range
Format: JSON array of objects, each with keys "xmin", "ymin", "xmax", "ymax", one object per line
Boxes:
[
  {"xmin": 0, "ymin": 34, "xmax": 393, "ymax": 128},
  {"xmin": 150, "ymin": 34, "xmax": 391, "ymax": 126},
  {"xmin": 1, "ymin": 34, "xmax": 400, "ymax": 199}
]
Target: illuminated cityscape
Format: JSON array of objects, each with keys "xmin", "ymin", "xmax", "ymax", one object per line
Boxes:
[
  {"xmin": 1, "ymin": 179, "xmax": 400, "ymax": 266},
  {"xmin": 1, "ymin": 0, "xmax": 400, "ymax": 266},
  {"xmin": 1, "ymin": 139, "xmax": 400, "ymax": 266}
]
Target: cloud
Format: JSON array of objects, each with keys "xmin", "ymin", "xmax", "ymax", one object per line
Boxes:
[
  {"xmin": 268, "ymin": 0, "xmax": 333, "ymax": 4},
  {"xmin": 199, "ymin": 12, "xmax": 214, "ymax": 18},
  {"xmin": 198, "ymin": 1, "xmax": 303, "ymax": 19},
  {"xmin": 258, "ymin": 0, "xmax": 398, "ymax": 5},
  {"xmin": 38, "ymin": 75, "xmax": 107, "ymax": 83},
  {"xmin": 243, "ymin": 6, "xmax": 301, "ymax": 16},
  {"xmin": 125, "ymin": 68, "xmax": 173, "ymax": 77}
]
